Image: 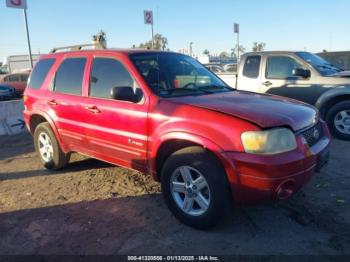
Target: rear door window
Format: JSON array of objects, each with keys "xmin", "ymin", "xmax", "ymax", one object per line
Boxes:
[
  {"xmin": 28, "ymin": 58, "xmax": 55, "ymax": 89},
  {"xmin": 54, "ymin": 58, "xmax": 86, "ymax": 95},
  {"xmin": 243, "ymin": 56, "xmax": 261, "ymax": 78}
]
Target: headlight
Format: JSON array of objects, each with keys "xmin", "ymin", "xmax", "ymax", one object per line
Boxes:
[{"xmin": 241, "ymin": 128, "xmax": 297, "ymax": 154}]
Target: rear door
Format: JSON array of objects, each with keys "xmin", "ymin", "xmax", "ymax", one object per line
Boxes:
[
  {"xmin": 47, "ymin": 56, "xmax": 88, "ymax": 151},
  {"xmin": 79, "ymin": 55, "xmax": 148, "ymax": 171},
  {"xmin": 260, "ymin": 55, "xmax": 314, "ymax": 103},
  {"xmin": 236, "ymin": 55, "xmax": 262, "ymax": 92}
]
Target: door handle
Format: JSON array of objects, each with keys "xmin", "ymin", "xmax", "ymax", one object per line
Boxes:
[
  {"xmin": 47, "ymin": 99, "xmax": 58, "ymax": 106},
  {"xmin": 262, "ymin": 81, "xmax": 273, "ymax": 87},
  {"xmin": 85, "ymin": 106, "xmax": 101, "ymax": 114}
]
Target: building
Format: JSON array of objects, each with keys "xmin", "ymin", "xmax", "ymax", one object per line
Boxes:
[{"xmin": 317, "ymin": 51, "xmax": 350, "ymax": 70}]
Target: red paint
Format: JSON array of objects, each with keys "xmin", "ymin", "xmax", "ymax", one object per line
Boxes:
[{"xmin": 23, "ymin": 49, "xmax": 331, "ymax": 204}]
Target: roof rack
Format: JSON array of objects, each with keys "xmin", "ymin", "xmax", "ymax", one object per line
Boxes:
[{"xmin": 49, "ymin": 43, "xmax": 106, "ymax": 53}]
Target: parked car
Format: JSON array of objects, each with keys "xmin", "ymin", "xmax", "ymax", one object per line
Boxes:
[
  {"xmin": 205, "ymin": 64, "xmax": 225, "ymax": 73},
  {"xmin": 24, "ymin": 47, "xmax": 330, "ymax": 229},
  {"xmin": 223, "ymin": 63, "xmax": 237, "ymax": 73},
  {"xmin": 0, "ymin": 84, "xmax": 16, "ymax": 100},
  {"xmin": 0, "ymin": 67, "xmax": 8, "ymax": 75},
  {"xmin": 0, "ymin": 73, "xmax": 29, "ymax": 96},
  {"xmin": 216, "ymin": 51, "xmax": 350, "ymax": 140}
]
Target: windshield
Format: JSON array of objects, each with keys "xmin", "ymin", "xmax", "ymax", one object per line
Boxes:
[
  {"xmin": 130, "ymin": 52, "xmax": 232, "ymax": 97},
  {"xmin": 296, "ymin": 51, "xmax": 343, "ymax": 76}
]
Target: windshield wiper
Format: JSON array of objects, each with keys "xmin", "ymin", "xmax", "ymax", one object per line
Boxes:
[
  {"xmin": 325, "ymin": 63, "xmax": 344, "ymax": 71},
  {"xmin": 197, "ymin": 84, "xmax": 233, "ymax": 92},
  {"xmin": 317, "ymin": 64, "xmax": 341, "ymax": 72},
  {"xmin": 160, "ymin": 87, "xmax": 212, "ymax": 95}
]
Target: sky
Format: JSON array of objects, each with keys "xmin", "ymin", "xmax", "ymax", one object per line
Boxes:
[{"xmin": 0, "ymin": 0, "xmax": 349, "ymax": 60}]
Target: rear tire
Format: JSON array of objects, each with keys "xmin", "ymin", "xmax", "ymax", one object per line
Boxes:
[
  {"xmin": 161, "ymin": 146, "xmax": 231, "ymax": 229},
  {"xmin": 326, "ymin": 101, "xmax": 350, "ymax": 140},
  {"xmin": 33, "ymin": 122, "xmax": 70, "ymax": 170}
]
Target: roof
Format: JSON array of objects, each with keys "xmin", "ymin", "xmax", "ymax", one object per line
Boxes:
[
  {"xmin": 40, "ymin": 48, "xmax": 177, "ymax": 60},
  {"xmin": 242, "ymin": 51, "xmax": 305, "ymax": 56}
]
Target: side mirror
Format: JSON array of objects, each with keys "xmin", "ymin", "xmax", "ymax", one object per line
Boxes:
[
  {"xmin": 110, "ymin": 86, "xmax": 138, "ymax": 103},
  {"xmin": 292, "ymin": 68, "xmax": 311, "ymax": 78}
]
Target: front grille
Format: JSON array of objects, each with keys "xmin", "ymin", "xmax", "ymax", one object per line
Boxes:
[{"xmin": 300, "ymin": 122, "xmax": 324, "ymax": 147}]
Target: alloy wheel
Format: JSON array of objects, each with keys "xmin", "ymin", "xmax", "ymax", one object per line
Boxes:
[
  {"xmin": 38, "ymin": 132, "xmax": 53, "ymax": 162},
  {"xmin": 334, "ymin": 110, "xmax": 350, "ymax": 135},
  {"xmin": 170, "ymin": 166, "xmax": 211, "ymax": 216}
]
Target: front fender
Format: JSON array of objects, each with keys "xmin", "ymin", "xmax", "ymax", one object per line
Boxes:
[
  {"xmin": 315, "ymin": 86, "xmax": 350, "ymax": 117},
  {"xmin": 149, "ymin": 131, "xmax": 240, "ymax": 186}
]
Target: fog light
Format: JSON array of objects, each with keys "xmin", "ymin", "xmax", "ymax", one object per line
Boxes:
[{"xmin": 276, "ymin": 180, "xmax": 295, "ymax": 200}]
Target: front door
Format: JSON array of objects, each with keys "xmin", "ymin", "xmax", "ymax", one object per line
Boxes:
[
  {"xmin": 261, "ymin": 55, "xmax": 315, "ymax": 104},
  {"xmin": 80, "ymin": 56, "xmax": 148, "ymax": 172}
]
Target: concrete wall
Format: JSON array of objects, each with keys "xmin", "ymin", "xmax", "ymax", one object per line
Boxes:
[{"xmin": 0, "ymin": 100, "xmax": 26, "ymax": 136}]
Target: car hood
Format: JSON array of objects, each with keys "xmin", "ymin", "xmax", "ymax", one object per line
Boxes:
[{"xmin": 168, "ymin": 91, "xmax": 318, "ymax": 131}]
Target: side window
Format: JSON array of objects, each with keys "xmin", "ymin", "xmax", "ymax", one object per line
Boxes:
[
  {"xmin": 89, "ymin": 57, "xmax": 141, "ymax": 100},
  {"xmin": 54, "ymin": 58, "xmax": 86, "ymax": 95},
  {"xmin": 21, "ymin": 74, "xmax": 29, "ymax": 82},
  {"xmin": 28, "ymin": 59, "xmax": 55, "ymax": 89},
  {"xmin": 243, "ymin": 56, "xmax": 261, "ymax": 78},
  {"xmin": 6, "ymin": 75, "xmax": 19, "ymax": 82},
  {"xmin": 266, "ymin": 56, "xmax": 303, "ymax": 79}
]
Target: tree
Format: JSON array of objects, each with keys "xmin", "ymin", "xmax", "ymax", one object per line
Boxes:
[
  {"xmin": 231, "ymin": 44, "xmax": 246, "ymax": 58},
  {"xmin": 203, "ymin": 49, "xmax": 210, "ymax": 55},
  {"xmin": 219, "ymin": 51, "xmax": 229, "ymax": 57},
  {"xmin": 252, "ymin": 42, "xmax": 266, "ymax": 52},
  {"xmin": 135, "ymin": 34, "xmax": 168, "ymax": 50},
  {"xmin": 92, "ymin": 30, "xmax": 107, "ymax": 48}
]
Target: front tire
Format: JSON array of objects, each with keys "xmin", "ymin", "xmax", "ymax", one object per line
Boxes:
[
  {"xmin": 161, "ymin": 146, "xmax": 231, "ymax": 229},
  {"xmin": 33, "ymin": 122, "xmax": 70, "ymax": 170},
  {"xmin": 326, "ymin": 101, "xmax": 350, "ymax": 140}
]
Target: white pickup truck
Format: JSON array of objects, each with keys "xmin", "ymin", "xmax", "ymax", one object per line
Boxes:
[{"xmin": 216, "ymin": 51, "xmax": 350, "ymax": 140}]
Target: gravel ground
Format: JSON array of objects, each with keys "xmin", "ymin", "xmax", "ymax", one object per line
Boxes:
[{"xmin": 0, "ymin": 132, "xmax": 349, "ymax": 255}]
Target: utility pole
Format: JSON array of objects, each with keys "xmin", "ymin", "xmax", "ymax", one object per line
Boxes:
[
  {"xmin": 151, "ymin": 22, "xmax": 154, "ymax": 49},
  {"xmin": 23, "ymin": 9, "xmax": 33, "ymax": 68},
  {"xmin": 234, "ymin": 23, "xmax": 240, "ymax": 62},
  {"xmin": 6, "ymin": 0, "xmax": 33, "ymax": 68},
  {"xmin": 144, "ymin": 10, "xmax": 154, "ymax": 49},
  {"xmin": 189, "ymin": 42, "xmax": 193, "ymax": 57}
]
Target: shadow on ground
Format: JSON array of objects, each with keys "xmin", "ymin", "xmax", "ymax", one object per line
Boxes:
[
  {"xmin": 0, "ymin": 158, "xmax": 112, "ymax": 181},
  {"xmin": 0, "ymin": 193, "xmax": 348, "ymax": 255}
]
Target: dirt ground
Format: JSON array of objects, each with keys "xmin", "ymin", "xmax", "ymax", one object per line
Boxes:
[{"xmin": 0, "ymin": 132, "xmax": 349, "ymax": 255}]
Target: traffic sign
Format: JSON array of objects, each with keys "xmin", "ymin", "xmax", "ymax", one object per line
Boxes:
[
  {"xmin": 144, "ymin": 10, "xmax": 153, "ymax": 25},
  {"xmin": 6, "ymin": 0, "xmax": 27, "ymax": 9},
  {"xmin": 234, "ymin": 23, "xmax": 239, "ymax": 33}
]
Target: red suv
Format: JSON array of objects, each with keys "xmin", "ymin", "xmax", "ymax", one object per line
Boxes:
[{"xmin": 24, "ymin": 48, "xmax": 330, "ymax": 228}]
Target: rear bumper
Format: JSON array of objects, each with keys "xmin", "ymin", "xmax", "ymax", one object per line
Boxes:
[{"xmin": 223, "ymin": 122, "xmax": 331, "ymax": 204}]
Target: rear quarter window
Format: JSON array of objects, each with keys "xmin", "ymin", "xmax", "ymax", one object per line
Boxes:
[{"xmin": 28, "ymin": 59, "xmax": 56, "ymax": 89}]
